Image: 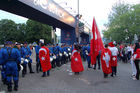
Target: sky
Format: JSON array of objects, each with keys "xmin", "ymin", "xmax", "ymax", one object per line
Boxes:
[{"xmin": 0, "ymin": 0, "xmax": 140, "ymax": 36}]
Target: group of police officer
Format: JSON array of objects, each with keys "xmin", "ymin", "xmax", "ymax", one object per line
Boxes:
[
  {"xmin": 0, "ymin": 41, "xmax": 92, "ymax": 92},
  {"xmin": 0, "ymin": 41, "xmax": 35, "ymax": 92}
]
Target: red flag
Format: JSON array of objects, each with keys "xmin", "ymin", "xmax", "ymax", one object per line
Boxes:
[
  {"xmin": 71, "ymin": 49, "xmax": 84, "ymax": 72},
  {"xmin": 101, "ymin": 48, "xmax": 112, "ymax": 74},
  {"xmin": 90, "ymin": 18, "xmax": 104, "ymax": 65},
  {"xmin": 39, "ymin": 46, "xmax": 52, "ymax": 72}
]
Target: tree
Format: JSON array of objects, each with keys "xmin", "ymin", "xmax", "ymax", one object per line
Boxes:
[
  {"xmin": 0, "ymin": 19, "xmax": 53, "ymax": 44},
  {"xmin": 0, "ymin": 19, "xmax": 17, "ymax": 44},
  {"xmin": 103, "ymin": 3, "xmax": 140, "ymax": 43},
  {"xmin": 25, "ymin": 20, "xmax": 52, "ymax": 44}
]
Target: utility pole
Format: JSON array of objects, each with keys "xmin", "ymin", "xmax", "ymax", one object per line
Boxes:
[{"xmin": 76, "ymin": 0, "xmax": 80, "ymax": 43}]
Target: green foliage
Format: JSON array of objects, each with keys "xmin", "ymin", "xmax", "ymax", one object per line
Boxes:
[
  {"xmin": 0, "ymin": 19, "xmax": 52, "ymax": 44},
  {"xmin": 103, "ymin": 3, "xmax": 140, "ymax": 43},
  {"xmin": 25, "ymin": 20, "xmax": 52, "ymax": 44}
]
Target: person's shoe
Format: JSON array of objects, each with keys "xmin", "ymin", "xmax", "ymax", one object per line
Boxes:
[
  {"xmin": 22, "ymin": 74, "xmax": 25, "ymax": 77},
  {"xmin": 132, "ymin": 77, "xmax": 137, "ymax": 80},
  {"xmin": 42, "ymin": 72, "xmax": 46, "ymax": 77},
  {"xmin": 41, "ymin": 74, "xmax": 46, "ymax": 77},
  {"xmin": 8, "ymin": 85, "xmax": 12, "ymax": 92},
  {"xmin": 30, "ymin": 71, "xmax": 34, "ymax": 73},
  {"xmin": 14, "ymin": 86, "xmax": 18, "ymax": 91},
  {"xmin": 93, "ymin": 67, "xmax": 96, "ymax": 70},
  {"xmin": 111, "ymin": 74, "xmax": 114, "ymax": 77},
  {"xmin": 36, "ymin": 70, "xmax": 39, "ymax": 73},
  {"xmin": 2, "ymin": 79, "xmax": 7, "ymax": 85},
  {"xmin": 88, "ymin": 66, "xmax": 92, "ymax": 68}
]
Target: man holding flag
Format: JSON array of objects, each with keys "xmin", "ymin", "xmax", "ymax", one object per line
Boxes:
[{"xmin": 90, "ymin": 18, "xmax": 104, "ymax": 67}]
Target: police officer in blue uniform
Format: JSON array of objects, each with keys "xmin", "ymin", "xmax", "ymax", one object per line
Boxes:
[
  {"xmin": 85, "ymin": 44, "xmax": 92, "ymax": 68},
  {"xmin": 82, "ymin": 45, "xmax": 86, "ymax": 61},
  {"xmin": 0, "ymin": 45, "xmax": 6, "ymax": 85},
  {"xmin": 23, "ymin": 42, "xmax": 34, "ymax": 74},
  {"xmin": 1, "ymin": 41, "xmax": 21, "ymax": 92},
  {"xmin": 53, "ymin": 44, "xmax": 61, "ymax": 67},
  {"xmin": 48, "ymin": 44, "xmax": 54, "ymax": 67},
  {"xmin": 35, "ymin": 42, "xmax": 41, "ymax": 73}
]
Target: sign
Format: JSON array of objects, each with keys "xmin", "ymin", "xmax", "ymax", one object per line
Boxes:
[{"xmin": 19, "ymin": 0, "xmax": 76, "ymax": 27}]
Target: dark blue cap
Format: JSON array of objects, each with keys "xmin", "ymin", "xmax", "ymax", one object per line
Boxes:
[
  {"xmin": 24, "ymin": 42, "xmax": 28, "ymax": 44},
  {"xmin": 39, "ymin": 41, "xmax": 42, "ymax": 43},
  {"xmin": 5, "ymin": 41, "xmax": 13, "ymax": 45}
]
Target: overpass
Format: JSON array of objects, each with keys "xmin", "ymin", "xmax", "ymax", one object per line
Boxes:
[{"xmin": 0, "ymin": 0, "xmax": 90, "ymax": 44}]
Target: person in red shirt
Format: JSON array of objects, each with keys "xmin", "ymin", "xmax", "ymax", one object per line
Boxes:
[
  {"xmin": 133, "ymin": 43, "xmax": 140, "ymax": 80},
  {"xmin": 101, "ymin": 44, "xmax": 112, "ymax": 78},
  {"xmin": 39, "ymin": 42, "xmax": 51, "ymax": 77},
  {"xmin": 71, "ymin": 44, "xmax": 84, "ymax": 75},
  {"xmin": 108, "ymin": 42, "xmax": 118, "ymax": 77}
]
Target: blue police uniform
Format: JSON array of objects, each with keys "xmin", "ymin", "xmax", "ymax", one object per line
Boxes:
[
  {"xmin": 1, "ymin": 46, "xmax": 21, "ymax": 91},
  {"xmin": 82, "ymin": 46, "xmax": 86, "ymax": 61},
  {"xmin": 53, "ymin": 45, "xmax": 61, "ymax": 67},
  {"xmin": 0, "ymin": 48, "xmax": 7, "ymax": 84},
  {"xmin": 59, "ymin": 46, "xmax": 63, "ymax": 65},
  {"xmin": 35, "ymin": 45, "xmax": 41, "ymax": 73},
  {"xmin": 23, "ymin": 46, "xmax": 34, "ymax": 73},
  {"xmin": 86, "ymin": 45, "xmax": 91, "ymax": 68}
]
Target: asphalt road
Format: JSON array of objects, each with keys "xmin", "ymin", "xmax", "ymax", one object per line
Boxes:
[
  {"xmin": 0, "ymin": 50, "xmax": 140, "ymax": 93},
  {"xmin": 0, "ymin": 61, "xmax": 140, "ymax": 93}
]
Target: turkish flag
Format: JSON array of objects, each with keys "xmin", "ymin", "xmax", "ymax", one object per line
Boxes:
[
  {"xmin": 90, "ymin": 18, "xmax": 104, "ymax": 65},
  {"xmin": 71, "ymin": 49, "xmax": 84, "ymax": 72},
  {"xmin": 39, "ymin": 46, "xmax": 51, "ymax": 72},
  {"xmin": 101, "ymin": 48, "xmax": 112, "ymax": 74}
]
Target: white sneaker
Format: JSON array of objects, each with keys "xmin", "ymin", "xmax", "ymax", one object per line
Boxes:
[{"xmin": 132, "ymin": 77, "xmax": 137, "ymax": 80}]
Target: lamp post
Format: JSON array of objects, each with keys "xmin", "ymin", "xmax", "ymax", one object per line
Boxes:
[{"xmin": 76, "ymin": 0, "xmax": 80, "ymax": 43}]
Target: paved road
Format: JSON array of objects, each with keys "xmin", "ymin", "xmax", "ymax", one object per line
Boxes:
[{"xmin": 0, "ymin": 60, "xmax": 140, "ymax": 93}]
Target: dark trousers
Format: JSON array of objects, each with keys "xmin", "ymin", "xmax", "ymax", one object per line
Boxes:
[
  {"xmin": 111, "ymin": 66, "xmax": 117, "ymax": 76},
  {"xmin": 127, "ymin": 52, "xmax": 131, "ymax": 60},
  {"xmin": 94, "ymin": 55, "xmax": 101, "ymax": 69},
  {"xmin": 62, "ymin": 56, "xmax": 66, "ymax": 64},
  {"xmin": 134, "ymin": 60, "xmax": 140, "ymax": 80},
  {"xmin": 36, "ymin": 62, "xmax": 41, "ymax": 73},
  {"xmin": 87, "ymin": 56, "xmax": 91, "ymax": 68},
  {"xmin": 22, "ymin": 63, "xmax": 27, "ymax": 77},
  {"xmin": 52, "ymin": 60, "xmax": 56, "ymax": 68},
  {"xmin": 43, "ymin": 70, "xmax": 50, "ymax": 76},
  {"xmin": 28, "ymin": 62, "xmax": 33, "ymax": 73},
  {"xmin": 104, "ymin": 73, "xmax": 108, "ymax": 78},
  {"xmin": 56, "ymin": 57, "xmax": 60, "ymax": 67},
  {"xmin": 36, "ymin": 54, "xmax": 41, "ymax": 72}
]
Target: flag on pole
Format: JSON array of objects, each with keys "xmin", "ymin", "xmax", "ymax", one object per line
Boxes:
[{"xmin": 90, "ymin": 18, "xmax": 104, "ymax": 65}]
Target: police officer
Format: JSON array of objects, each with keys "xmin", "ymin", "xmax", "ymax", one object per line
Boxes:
[
  {"xmin": 93, "ymin": 50, "xmax": 101, "ymax": 70},
  {"xmin": 35, "ymin": 42, "xmax": 41, "ymax": 73},
  {"xmin": 0, "ymin": 44, "xmax": 6, "ymax": 85},
  {"xmin": 23, "ymin": 42, "xmax": 34, "ymax": 74},
  {"xmin": 53, "ymin": 44, "xmax": 61, "ymax": 67},
  {"xmin": 1, "ymin": 41, "xmax": 21, "ymax": 92},
  {"xmin": 85, "ymin": 44, "xmax": 92, "ymax": 68}
]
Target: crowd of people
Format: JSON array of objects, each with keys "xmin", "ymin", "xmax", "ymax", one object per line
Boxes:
[{"xmin": 0, "ymin": 41, "xmax": 140, "ymax": 92}]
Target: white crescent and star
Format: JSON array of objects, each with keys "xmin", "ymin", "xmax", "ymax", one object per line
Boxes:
[
  {"xmin": 75, "ymin": 58, "xmax": 78, "ymax": 62},
  {"xmin": 41, "ymin": 57, "xmax": 45, "ymax": 60},
  {"xmin": 112, "ymin": 57, "xmax": 116, "ymax": 61}
]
